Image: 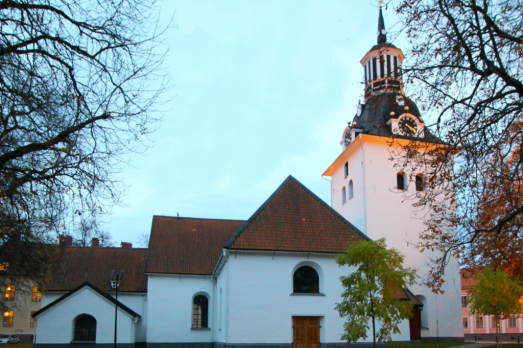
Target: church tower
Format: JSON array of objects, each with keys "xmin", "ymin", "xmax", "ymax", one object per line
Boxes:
[{"xmin": 323, "ymin": 8, "xmax": 463, "ymax": 341}]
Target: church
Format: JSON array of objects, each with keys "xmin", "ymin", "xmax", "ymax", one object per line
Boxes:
[{"xmin": 31, "ymin": 8, "xmax": 463, "ymax": 348}]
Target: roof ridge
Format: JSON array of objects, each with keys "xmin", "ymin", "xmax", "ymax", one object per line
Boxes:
[
  {"xmin": 32, "ymin": 281, "xmax": 141, "ymax": 319},
  {"xmin": 224, "ymin": 175, "xmax": 295, "ymax": 248},
  {"xmin": 153, "ymin": 215, "xmax": 246, "ymax": 222},
  {"xmin": 62, "ymin": 246, "xmax": 148, "ymax": 250}
]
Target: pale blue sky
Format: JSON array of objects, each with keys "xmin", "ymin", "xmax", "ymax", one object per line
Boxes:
[{"xmin": 106, "ymin": 0, "xmax": 407, "ymax": 246}]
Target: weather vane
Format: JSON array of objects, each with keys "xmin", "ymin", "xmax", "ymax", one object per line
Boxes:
[{"xmin": 369, "ymin": 0, "xmax": 392, "ymax": 8}]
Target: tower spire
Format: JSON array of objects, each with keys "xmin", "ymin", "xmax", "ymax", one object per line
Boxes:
[{"xmin": 377, "ymin": 7, "xmax": 387, "ymax": 44}]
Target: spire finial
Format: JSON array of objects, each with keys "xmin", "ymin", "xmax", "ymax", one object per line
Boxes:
[{"xmin": 377, "ymin": 6, "xmax": 387, "ymax": 44}]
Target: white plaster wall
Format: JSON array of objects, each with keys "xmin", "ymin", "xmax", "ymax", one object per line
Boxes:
[
  {"xmin": 330, "ymin": 135, "xmax": 463, "ymax": 339},
  {"xmin": 147, "ymin": 274, "xmax": 213, "ymax": 343},
  {"xmin": 223, "ymin": 251, "xmax": 410, "ymax": 344},
  {"xmin": 35, "ymin": 287, "xmax": 136, "ymax": 344},
  {"xmin": 331, "ymin": 141, "xmax": 366, "ymax": 234},
  {"xmin": 42, "ymin": 292, "xmax": 148, "ymax": 343}
]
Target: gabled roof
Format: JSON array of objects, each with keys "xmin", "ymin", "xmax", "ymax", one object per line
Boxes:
[
  {"xmin": 225, "ymin": 176, "xmax": 369, "ymax": 252},
  {"xmin": 145, "ymin": 216, "xmax": 245, "ymax": 275},
  {"xmin": 32, "ymin": 282, "xmax": 141, "ymax": 319},
  {"xmin": 48, "ymin": 247, "xmax": 147, "ymax": 293}
]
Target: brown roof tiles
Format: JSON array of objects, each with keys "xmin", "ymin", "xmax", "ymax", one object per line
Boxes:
[
  {"xmin": 225, "ymin": 176, "xmax": 368, "ymax": 252},
  {"xmin": 48, "ymin": 247, "xmax": 147, "ymax": 293},
  {"xmin": 145, "ymin": 216, "xmax": 245, "ymax": 275}
]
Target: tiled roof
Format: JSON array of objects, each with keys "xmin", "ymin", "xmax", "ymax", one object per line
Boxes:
[
  {"xmin": 225, "ymin": 176, "xmax": 369, "ymax": 252},
  {"xmin": 402, "ymin": 288, "xmax": 423, "ymax": 306},
  {"xmin": 48, "ymin": 247, "xmax": 147, "ymax": 293},
  {"xmin": 145, "ymin": 216, "xmax": 245, "ymax": 275}
]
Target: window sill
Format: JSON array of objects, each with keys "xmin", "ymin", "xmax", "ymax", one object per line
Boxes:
[
  {"xmin": 420, "ymin": 326, "xmax": 429, "ymax": 331},
  {"xmin": 290, "ymin": 293, "xmax": 326, "ymax": 296},
  {"xmin": 191, "ymin": 327, "xmax": 211, "ymax": 331},
  {"xmin": 71, "ymin": 341, "xmax": 96, "ymax": 344}
]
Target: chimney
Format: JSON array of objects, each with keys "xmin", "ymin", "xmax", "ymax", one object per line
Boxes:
[
  {"xmin": 121, "ymin": 242, "xmax": 132, "ymax": 248},
  {"xmin": 59, "ymin": 235, "xmax": 73, "ymax": 246},
  {"xmin": 91, "ymin": 238, "xmax": 100, "ymax": 247}
]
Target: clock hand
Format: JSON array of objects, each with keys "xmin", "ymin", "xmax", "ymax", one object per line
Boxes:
[{"xmin": 406, "ymin": 124, "xmax": 416, "ymax": 132}]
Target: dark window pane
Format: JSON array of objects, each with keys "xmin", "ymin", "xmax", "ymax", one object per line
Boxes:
[
  {"xmin": 379, "ymin": 56, "xmax": 385, "ymax": 79},
  {"xmin": 193, "ymin": 295, "xmax": 208, "ymax": 328},
  {"xmin": 387, "ymin": 55, "xmax": 391, "ymax": 77},
  {"xmin": 372, "ymin": 58, "xmax": 377, "ymax": 80},
  {"xmin": 293, "ymin": 266, "xmax": 319, "ymax": 293},
  {"xmin": 394, "ymin": 56, "xmax": 398, "ymax": 78},
  {"xmin": 73, "ymin": 315, "xmax": 96, "ymax": 342},
  {"xmin": 415, "ymin": 175, "xmax": 424, "ymax": 191},
  {"xmin": 397, "ymin": 173, "xmax": 405, "ymax": 190}
]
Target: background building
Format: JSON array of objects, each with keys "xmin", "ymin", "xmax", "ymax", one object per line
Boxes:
[{"xmin": 461, "ymin": 269, "xmax": 523, "ymax": 343}]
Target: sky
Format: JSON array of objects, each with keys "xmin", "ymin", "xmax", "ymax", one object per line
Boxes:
[{"xmin": 105, "ymin": 0, "xmax": 408, "ymax": 246}]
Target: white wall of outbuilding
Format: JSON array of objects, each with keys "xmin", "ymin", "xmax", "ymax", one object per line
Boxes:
[
  {"xmin": 42, "ymin": 291, "xmax": 148, "ymax": 343},
  {"xmin": 35, "ymin": 287, "xmax": 137, "ymax": 344}
]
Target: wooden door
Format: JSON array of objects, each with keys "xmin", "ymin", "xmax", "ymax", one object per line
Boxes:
[
  {"xmin": 293, "ymin": 317, "xmax": 321, "ymax": 348},
  {"xmin": 409, "ymin": 306, "xmax": 421, "ymax": 340}
]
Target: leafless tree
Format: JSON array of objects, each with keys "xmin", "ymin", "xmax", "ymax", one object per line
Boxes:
[
  {"xmin": 0, "ymin": 0, "xmax": 169, "ymax": 293},
  {"xmin": 392, "ymin": 0, "xmax": 523, "ymax": 292}
]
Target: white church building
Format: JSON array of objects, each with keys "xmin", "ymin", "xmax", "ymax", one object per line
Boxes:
[{"xmin": 31, "ymin": 9, "xmax": 463, "ymax": 348}]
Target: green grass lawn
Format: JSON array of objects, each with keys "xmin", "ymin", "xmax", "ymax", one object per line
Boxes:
[{"xmin": 388, "ymin": 341, "xmax": 473, "ymax": 348}]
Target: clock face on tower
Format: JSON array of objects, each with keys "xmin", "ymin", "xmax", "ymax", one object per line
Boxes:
[{"xmin": 398, "ymin": 116, "xmax": 417, "ymax": 136}]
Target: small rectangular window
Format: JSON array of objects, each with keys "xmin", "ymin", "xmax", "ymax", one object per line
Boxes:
[
  {"xmin": 372, "ymin": 58, "xmax": 377, "ymax": 80},
  {"xmin": 364, "ymin": 64, "xmax": 367, "ymax": 85},
  {"xmin": 476, "ymin": 316, "xmax": 484, "ymax": 329},
  {"xmin": 32, "ymin": 286, "xmax": 41, "ymax": 302},
  {"xmin": 5, "ymin": 285, "xmax": 15, "ymax": 301},
  {"xmin": 509, "ymin": 315, "xmax": 517, "ymax": 328},
  {"xmin": 344, "ymin": 162, "xmax": 349, "ymax": 177},
  {"xmin": 0, "ymin": 262, "xmax": 9, "ymax": 272},
  {"xmin": 461, "ymin": 296, "xmax": 467, "ymax": 308},
  {"xmin": 463, "ymin": 317, "xmax": 469, "ymax": 329},
  {"xmin": 394, "ymin": 56, "xmax": 398, "ymax": 78},
  {"xmin": 30, "ymin": 312, "xmax": 36, "ymax": 328},
  {"xmin": 387, "ymin": 55, "xmax": 391, "ymax": 77},
  {"xmin": 3, "ymin": 311, "xmax": 13, "ymax": 327}
]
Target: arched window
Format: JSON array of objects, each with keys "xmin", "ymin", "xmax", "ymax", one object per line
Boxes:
[
  {"xmin": 192, "ymin": 295, "xmax": 208, "ymax": 328},
  {"xmin": 397, "ymin": 172, "xmax": 406, "ymax": 190},
  {"xmin": 293, "ymin": 266, "xmax": 319, "ymax": 293},
  {"xmin": 342, "ymin": 187, "xmax": 347, "ymax": 204},
  {"xmin": 73, "ymin": 314, "xmax": 96, "ymax": 342},
  {"xmin": 349, "ymin": 180, "xmax": 354, "ymax": 199},
  {"xmin": 415, "ymin": 174, "xmax": 425, "ymax": 192}
]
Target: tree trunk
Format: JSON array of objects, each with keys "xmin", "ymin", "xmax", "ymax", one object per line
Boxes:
[
  {"xmin": 496, "ymin": 315, "xmax": 501, "ymax": 348},
  {"xmin": 372, "ymin": 314, "xmax": 376, "ymax": 348}
]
